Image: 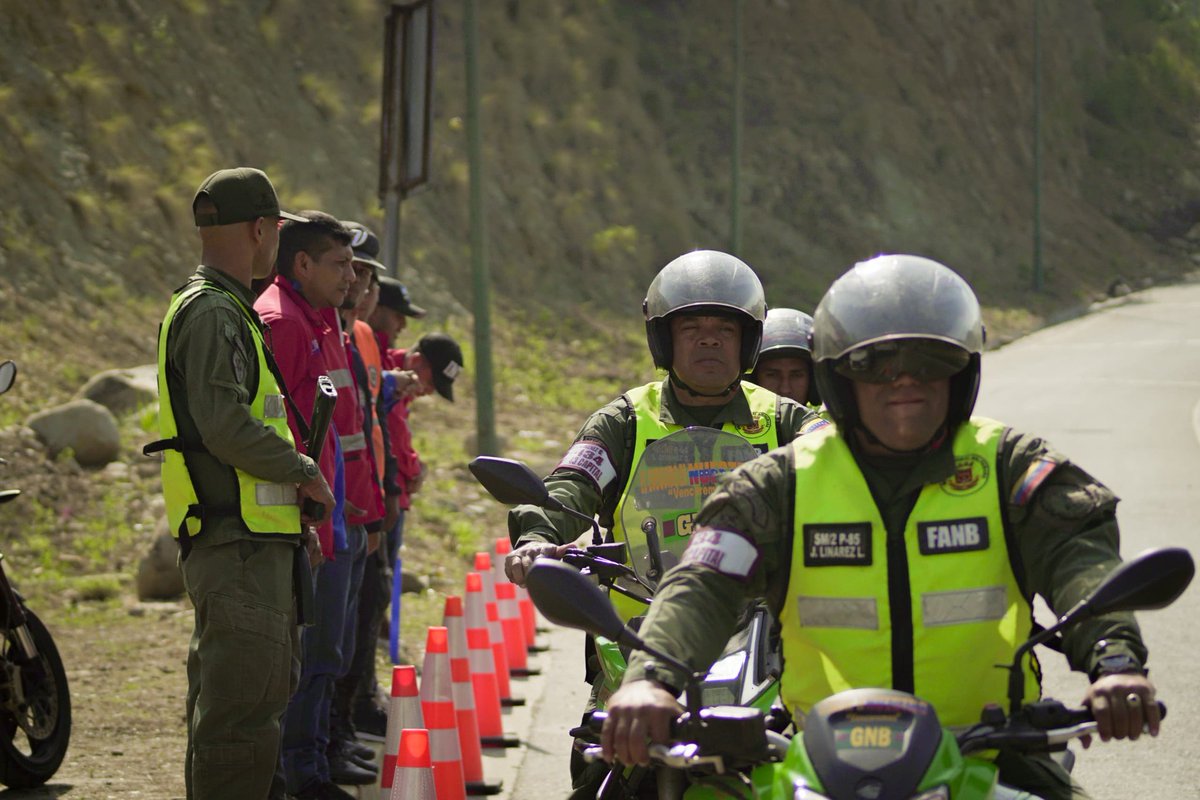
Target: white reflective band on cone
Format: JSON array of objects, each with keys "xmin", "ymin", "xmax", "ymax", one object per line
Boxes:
[
  {"xmin": 430, "ymin": 727, "xmax": 462, "ymax": 760},
  {"xmin": 452, "ymin": 679, "xmax": 475, "ymax": 710},
  {"xmin": 468, "ymin": 647, "xmax": 493, "ymax": 673}
]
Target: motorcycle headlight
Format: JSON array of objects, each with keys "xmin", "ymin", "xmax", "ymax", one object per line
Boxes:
[{"xmin": 910, "ymin": 786, "xmax": 950, "ymax": 800}]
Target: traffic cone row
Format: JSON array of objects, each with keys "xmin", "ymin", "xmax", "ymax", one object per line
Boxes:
[{"xmin": 378, "ymin": 537, "xmax": 551, "ymax": 799}]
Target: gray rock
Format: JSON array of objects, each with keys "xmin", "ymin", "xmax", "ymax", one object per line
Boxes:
[
  {"xmin": 136, "ymin": 525, "xmax": 184, "ymax": 601},
  {"xmin": 76, "ymin": 365, "xmax": 158, "ymax": 416},
  {"xmin": 400, "ymin": 569, "xmax": 429, "ymax": 594},
  {"xmin": 25, "ymin": 399, "xmax": 121, "ymax": 467}
]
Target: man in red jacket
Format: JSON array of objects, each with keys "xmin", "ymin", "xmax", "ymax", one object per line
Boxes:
[{"xmin": 255, "ymin": 211, "xmax": 375, "ymax": 799}]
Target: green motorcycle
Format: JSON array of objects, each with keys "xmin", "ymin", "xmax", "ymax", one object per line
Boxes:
[
  {"xmin": 523, "ymin": 547, "xmax": 1193, "ymax": 800},
  {"xmin": 471, "ymin": 427, "xmax": 785, "ymax": 796}
]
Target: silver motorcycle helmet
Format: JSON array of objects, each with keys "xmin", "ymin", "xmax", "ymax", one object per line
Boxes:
[
  {"xmin": 643, "ymin": 250, "xmax": 767, "ymax": 373},
  {"xmin": 812, "ymin": 254, "xmax": 985, "ymax": 431},
  {"xmin": 753, "ymin": 307, "xmax": 820, "ymax": 405},
  {"xmin": 758, "ymin": 308, "xmax": 814, "ymax": 359}
]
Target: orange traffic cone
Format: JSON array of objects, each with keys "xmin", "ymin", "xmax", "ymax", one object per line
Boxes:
[
  {"xmin": 475, "ymin": 551, "xmax": 536, "ymax": 676},
  {"xmin": 389, "ymin": 728, "xmax": 437, "ymax": 800},
  {"xmin": 421, "ymin": 626, "xmax": 466, "ymax": 800},
  {"xmin": 382, "ymin": 665, "xmax": 425, "ymax": 800},
  {"xmin": 444, "ymin": 596, "xmax": 503, "ymax": 795},
  {"xmin": 474, "ymin": 553, "xmax": 527, "ymax": 703},
  {"xmin": 465, "ymin": 572, "xmax": 519, "ymax": 748},
  {"xmin": 492, "ymin": 538, "xmax": 546, "ymax": 652}
]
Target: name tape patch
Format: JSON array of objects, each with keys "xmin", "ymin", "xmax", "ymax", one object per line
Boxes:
[
  {"xmin": 556, "ymin": 440, "xmax": 617, "ymax": 492},
  {"xmin": 917, "ymin": 517, "xmax": 990, "ymax": 555},
  {"xmin": 803, "ymin": 523, "xmax": 872, "ymax": 566},
  {"xmin": 679, "ymin": 529, "xmax": 758, "ymax": 580}
]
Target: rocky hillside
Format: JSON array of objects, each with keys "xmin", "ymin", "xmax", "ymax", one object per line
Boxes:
[{"xmin": 1, "ymin": 0, "xmax": 1198, "ymax": 405}]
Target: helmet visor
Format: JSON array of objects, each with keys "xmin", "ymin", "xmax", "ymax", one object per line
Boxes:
[{"xmin": 834, "ymin": 339, "xmax": 970, "ymax": 384}]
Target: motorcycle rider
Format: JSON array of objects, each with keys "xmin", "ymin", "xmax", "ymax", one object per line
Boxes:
[
  {"xmin": 504, "ymin": 250, "xmax": 823, "ymax": 794},
  {"xmin": 602, "ymin": 254, "xmax": 1157, "ymax": 800},
  {"xmin": 748, "ymin": 307, "xmax": 821, "ymax": 407}
]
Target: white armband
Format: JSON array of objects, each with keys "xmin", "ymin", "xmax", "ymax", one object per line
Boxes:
[{"xmin": 679, "ymin": 529, "xmax": 759, "ymax": 580}]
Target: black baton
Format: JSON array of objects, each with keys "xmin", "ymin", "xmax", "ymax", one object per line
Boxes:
[{"xmin": 300, "ymin": 375, "xmax": 338, "ymax": 521}]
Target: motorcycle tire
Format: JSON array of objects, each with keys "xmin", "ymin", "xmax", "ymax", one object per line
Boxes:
[{"xmin": 0, "ymin": 606, "xmax": 71, "ymax": 788}]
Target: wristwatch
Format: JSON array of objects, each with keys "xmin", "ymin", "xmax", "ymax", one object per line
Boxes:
[
  {"xmin": 1090, "ymin": 640, "xmax": 1146, "ymax": 682},
  {"xmin": 301, "ymin": 457, "xmax": 320, "ymax": 481}
]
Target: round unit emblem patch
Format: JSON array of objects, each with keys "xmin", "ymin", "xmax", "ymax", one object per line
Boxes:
[
  {"xmin": 737, "ymin": 411, "xmax": 772, "ymax": 437},
  {"xmin": 942, "ymin": 454, "xmax": 989, "ymax": 496}
]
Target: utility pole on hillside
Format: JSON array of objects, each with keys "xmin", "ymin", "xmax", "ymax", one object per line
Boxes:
[
  {"xmin": 1032, "ymin": 0, "xmax": 1045, "ymax": 292},
  {"xmin": 465, "ymin": 0, "xmax": 498, "ymax": 456},
  {"xmin": 730, "ymin": 0, "xmax": 744, "ymax": 256},
  {"xmin": 379, "ymin": 1, "xmax": 434, "ymax": 276}
]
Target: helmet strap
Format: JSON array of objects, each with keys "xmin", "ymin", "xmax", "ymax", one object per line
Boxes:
[{"xmin": 669, "ymin": 370, "xmax": 741, "ymax": 400}]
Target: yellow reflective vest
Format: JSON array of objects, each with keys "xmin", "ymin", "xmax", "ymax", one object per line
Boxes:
[
  {"xmin": 778, "ymin": 418, "xmax": 1040, "ymax": 728},
  {"xmin": 156, "ymin": 281, "xmax": 301, "ymax": 542},
  {"xmin": 611, "ymin": 381, "xmax": 781, "ymax": 620}
]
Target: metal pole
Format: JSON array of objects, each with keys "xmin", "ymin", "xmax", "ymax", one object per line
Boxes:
[
  {"xmin": 382, "ymin": 190, "xmax": 402, "ymax": 279},
  {"xmin": 730, "ymin": 0, "xmax": 744, "ymax": 255},
  {"xmin": 465, "ymin": 0, "xmax": 498, "ymax": 455},
  {"xmin": 1032, "ymin": 0, "xmax": 1044, "ymax": 292}
]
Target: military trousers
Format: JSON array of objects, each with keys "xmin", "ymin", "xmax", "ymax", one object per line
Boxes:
[{"xmin": 183, "ymin": 537, "xmax": 297, "ymax": 800}]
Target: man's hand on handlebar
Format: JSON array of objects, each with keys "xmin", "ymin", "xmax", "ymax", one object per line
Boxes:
[
  {"xmin": 601, "ymin": 679, "xmax": 682, "ymax": 767},
  {"xmin": 1083, "ymin": 673, "xmax": 1160, "ymax": 744},
  {"xmin": 504, "ymin": 541, "xmax": 576, "ymax": 586}
]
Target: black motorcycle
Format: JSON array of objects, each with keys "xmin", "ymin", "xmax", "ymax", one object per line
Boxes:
[{"xmin": 0, "ymin": 360, "xmax": 71, "ymax": 787}]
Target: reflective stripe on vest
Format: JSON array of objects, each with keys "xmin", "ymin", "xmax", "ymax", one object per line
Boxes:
[
  {"xmin": 339, "ymin": 432, "xmax": 368, "ymax": 453},
  {"xmin": 156, "ymin": 281, "xmax": 301, "ymax": 539},
  {"xmin": 778, "ymin": 417, "xmax": 1039, "ymax": 728},
  {"xmin": 610, "ymin": 380, "xmax": 781, "ymax": 621},
  {"xmin": 327, "ymin": 368, "xmax": 354, "ymax": 389}
]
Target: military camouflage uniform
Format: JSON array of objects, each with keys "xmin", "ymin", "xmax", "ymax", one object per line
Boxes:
[
  {"xmin": 162, "ymin": 265, "xmax": 317, "ymax": 800},
  {"xmin": 625, "ymin": 423, "xmax": 1147, "ymax": 800}
]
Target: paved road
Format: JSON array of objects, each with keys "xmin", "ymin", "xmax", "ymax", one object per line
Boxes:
[
  {"xmin": 975, "ymin": 281, "xmax": 1200, "ymax": 799},
  {"xmin": 509, "ymin": 280, "xmax": 1200, "ymax": 799}
]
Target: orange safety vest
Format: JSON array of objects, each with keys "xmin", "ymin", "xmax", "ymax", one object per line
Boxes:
[{"xmin": 353, "ymin": 319, "xmax": 386, "ymax": 478}]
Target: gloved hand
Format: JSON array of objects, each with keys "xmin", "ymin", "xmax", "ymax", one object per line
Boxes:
[{"xmin": 504, "ymin": 541, "xmax": 575, "ymax": 586}]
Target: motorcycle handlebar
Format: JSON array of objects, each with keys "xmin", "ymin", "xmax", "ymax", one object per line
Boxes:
[{"xmin": 959, "ymin": 701, "xmax": 1167, "ymax": 755}]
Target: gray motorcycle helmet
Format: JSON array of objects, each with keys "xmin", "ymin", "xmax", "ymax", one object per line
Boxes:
[
  {"xmin": 754, "ymin": 307, "xmax": 820, "ymax": 405},
  {"xmin": 812, "ymin": 254, "xmax": 985, "ymax": 430},
  {"xmin": 643, "ymin": 250, "xmax": 767, "ymax": 372},
  {"xmin": 758, "ymin": 308, "xmax": 814, "ymax": 359}
]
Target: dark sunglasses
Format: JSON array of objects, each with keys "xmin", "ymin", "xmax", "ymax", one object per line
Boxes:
[{"xmin": 834, "ymin": 339, "xmax": 970, "ymax": 384}]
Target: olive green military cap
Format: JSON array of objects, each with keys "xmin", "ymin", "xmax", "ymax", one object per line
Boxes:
[{"xmin": 192, "ymin": 167, "xmax": 306, "ymax": 227}]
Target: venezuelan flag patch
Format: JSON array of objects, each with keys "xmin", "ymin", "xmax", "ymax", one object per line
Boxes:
[{"xmin": 1010, "ymin": 457, "xmax": 1059, "ymax": 506}]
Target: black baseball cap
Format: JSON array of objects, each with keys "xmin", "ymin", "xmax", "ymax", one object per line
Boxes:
[
  {"xmin": 192, "ymin": 167, "xmax": 305, "ymax": 227},
  {"xmin": 343, "ymin": 220, "xmax": 388, "ymax": 272},
  {"xmin": 417, "ymin": 332, "xmax": 464, "ymax": 401},
  {"xmin": 378, "ymin": 276, "xmax": 427, "ymax": 319}
]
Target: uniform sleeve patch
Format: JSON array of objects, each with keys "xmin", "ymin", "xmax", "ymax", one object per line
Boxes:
[
  {"xmin": 799, "ymin": 416, "xmax": 831, "ymax": 436},
  {"xmin": 1010, "ymin": 457, "xmax": 1059, "ymax": 506},
  {"xmin": 556, "ymin": 440, "xmax": 617, "ymax": 492},
  {"xmin": 678, "ymin": 528, "xmax": 759, "ymax": 580}
]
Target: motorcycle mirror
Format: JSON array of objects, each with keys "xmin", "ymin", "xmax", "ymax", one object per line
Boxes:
[
  {"xmin": 0, "ymin": 361, "xmax": 15, "ymax": 395},
  {"xmin": 1074, "ymin": 546, "xmax": 1195, "ymax": 620},
  {"xmin": 469, "ymin": 456, "xmax": 553, "ymax": 507},
  {"xmin": 525, "ymin": 559, "xmax": 627, "ymax": 641}
]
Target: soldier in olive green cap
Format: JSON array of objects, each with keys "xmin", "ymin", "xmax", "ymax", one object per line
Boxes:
[{"xmin": 149, "ymin": 167, "xmax": 333, "ymax": 800}]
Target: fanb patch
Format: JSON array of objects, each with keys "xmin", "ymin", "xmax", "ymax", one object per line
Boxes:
[
  {"xmin": 918, "ymin": 517, "xmax": 990, "ymax": 555},
  {"xmin": 941, "ymin": 454, "xmax": 989, "ymax": 496},
  {"xmin": 803, "ymin": 523, "xmax": 872, "ymax": 566}
]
